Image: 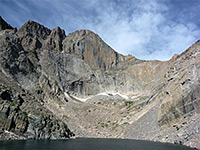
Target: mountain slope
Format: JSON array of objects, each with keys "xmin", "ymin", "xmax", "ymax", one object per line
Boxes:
[{"xmin": 0, "ymin": 17, "xmax": 199, "ymax": 148}]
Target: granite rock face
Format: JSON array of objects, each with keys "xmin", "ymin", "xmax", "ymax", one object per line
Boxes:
[
  {"xmin": 0, "ymin": 17, "xmax": 200, "ymax": 148},
  {"xmin": 158, "ymin": 41, "xmax": 200, "ymax": 126},
  {"xmin": 0, "ymin": 84, "xmax": 74, "ymax": 140},
  {"xmin": 45, "ymin": 27, "xmax": 65, "ymax": 51},
  {"xmin": 0, "ymin": 17, "xmax": 73, "ymax": 139},
  {"xmin": 17, "ymin": 20, "xmax": 51, "ymax": 50},
  {"xmin": 62, "ymin": 30, "xmax": 126, "ymax": 70}
]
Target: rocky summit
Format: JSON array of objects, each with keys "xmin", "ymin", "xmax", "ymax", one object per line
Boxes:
[{"xmin": 0, "ymin": 16, "xmax": 199, "ymax": 149}]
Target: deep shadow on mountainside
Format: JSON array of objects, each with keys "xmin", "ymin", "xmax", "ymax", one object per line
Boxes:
[{"xmin": 0, "ymin": 16, "xmax": 199, "ymax": 149}]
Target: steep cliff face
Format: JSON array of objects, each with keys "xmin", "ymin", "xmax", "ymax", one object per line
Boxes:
[
  {"xmin": 0, "ymin": 84, "xmax": 74, "ymax": 140},
  {"xmin": 17, "ymin": 20, "xmax": 51, "ymax": 51},
  {"xmin": 0, "ymin": 18, "xmax": 73, "ymax": 139},
  {"xmin": 61, "ymin": 29, "xmax": 167, "ymax": 98},
  {"xmin": 158, "ymin": 40, "xmax": 200, "ymax": 126},
  {"xmin": 63, "ymin": 30, "xmax": 128, "ymax": 71},
  {"xmin": 124, "ymin": 42, "xmax": 200, "ymax": 148},
  {"xmin": 0, "ymin": 17, "xmax": 199, "ymax": 148}
]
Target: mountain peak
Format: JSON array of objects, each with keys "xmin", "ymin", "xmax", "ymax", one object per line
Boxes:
[
  {"xmin": 63, "ymin": 29, "xmax": 127, "ymax": 70},
  {"xmin": 44, "ymin": 26, "xmax": 66, "ymax": 51},
  {"xmin": 17, "ymin": 20, "xmax": 51, "ymax": 41},
  {"xmin": 66, "ymin": 30, "xmax": 99, "ymax": 40},
  {"xmin": 0, "ymin": 18, "xmax": 200, "ymax": 149},
  {"xmin": 20, "ymin": 20, "xmax": 46, "ymax": 28}
]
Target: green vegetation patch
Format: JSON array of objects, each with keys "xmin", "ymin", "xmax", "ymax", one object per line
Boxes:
[
  {"xmin": 22, "ymin": 111, "xmax": 28, "ymax": 117},
  {"xmin": 125, "ymin": 101, "xmax": 135, "ymax": 111},
  {"xmin": 101, "ymin": 123, "xmax": 109, "ymax": 128},
  {"xmin": 111, "ymin": 121, "xmax": 119, "ymax": 130},
  {"xmin": 10, "ymin": 102, "xmax": 16, "ymax": 107},
  {"xmin": 125, "ymin": 101, "xmax": 134, "ymax": 106}
]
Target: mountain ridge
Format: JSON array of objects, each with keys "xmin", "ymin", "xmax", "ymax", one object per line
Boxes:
[{"xmin": 0, "ymin": 17, "xmax": 199, "ymax": 149}]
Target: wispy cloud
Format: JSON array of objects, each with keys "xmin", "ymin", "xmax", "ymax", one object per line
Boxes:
[{"xmin": 1, "ymin": 0, "xmax": 200, "ymax": 60}]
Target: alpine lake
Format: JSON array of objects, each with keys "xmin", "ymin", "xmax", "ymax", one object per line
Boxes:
[{"xmin": 0, "ymin": 138, "xmax": 195, "ymax": 150}]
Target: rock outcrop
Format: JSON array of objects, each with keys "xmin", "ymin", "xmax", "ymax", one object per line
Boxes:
[
  {"xmin": 0, "ymin": 83, "xmax": 74, "ymax": 140},
  {"xmin": 0, "ymin": 17, "xmax": 73, "ymax": 139},
  {"xmin": 158, "ymin": 40, "xmax": 200, "ymax": 126},
  {"xmin": 0, "ymin": 17, "xmax": 199, "ymax": 149}
]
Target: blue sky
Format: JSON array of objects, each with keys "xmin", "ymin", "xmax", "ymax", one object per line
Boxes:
[{"xmin": 1, "ymin": 0, "xmax": 200, "ymax": 60}]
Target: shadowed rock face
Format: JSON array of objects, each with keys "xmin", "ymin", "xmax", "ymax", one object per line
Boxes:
[
  {"xmin": 0, "ymin": 84, "xmax": 74, "ymax": 139},
  {"xmin": 0, "ymin": 17, "xmax": 200, "ymax": 148},
  {"xmin": 45, "ymin": 27, "xmax": 66, "ymax": 51},
  {"xmin": 0, "ymin": 18, "xmax": 73, "ymax": 139},
  {"xmin": 17, "ymin": 20, "xmax": 51, "ymax": 50},
  {"xmin": 0, "ymin": 17, "xmax": 14, "ymax": 31}
]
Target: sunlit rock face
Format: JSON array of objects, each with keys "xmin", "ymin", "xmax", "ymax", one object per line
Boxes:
[
  {"xmin": 158, "ymin": 40, "xmax": 200, "ymax": 126},
  {"xmin": 0, "ymin": 17, "xmax": 200, "ymax": 149},
  {"xmin": 63, "ymin": 30, "xmax": 126, "ymax": 70}
]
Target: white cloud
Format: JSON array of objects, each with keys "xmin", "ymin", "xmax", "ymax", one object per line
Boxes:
[
  {"xmin": 1, "ymin": 0, "xmax": 200, "ymax": 61},
  {"xmin": 65, "ymin": 0, "xmax": 200, "ymax": 60},
  {"xmin": 91, "ymin": 1, "xmax": 200, "ymax": 60}
]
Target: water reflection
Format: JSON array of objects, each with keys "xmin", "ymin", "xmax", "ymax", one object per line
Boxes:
[{"xmin": 0, "ymin": 138, "xmax": 194, "ymax": 150}]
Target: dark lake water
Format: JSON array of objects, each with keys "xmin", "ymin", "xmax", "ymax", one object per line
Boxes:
[{"xmin": 0, "ymin": 138, "xmax": 195, "ymax": 150}]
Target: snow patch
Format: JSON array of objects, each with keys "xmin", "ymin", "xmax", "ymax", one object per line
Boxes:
[
  {"xmin": 65, "ymin": 92, "xmax": 130, "ymax": 102},
  {"xmin": 97, "ymin": 92, "xmax": 129, "ymax": 100},
  {"xmin": 70, "ymin": 95, "xmax": 90, "ymax": 102}
]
